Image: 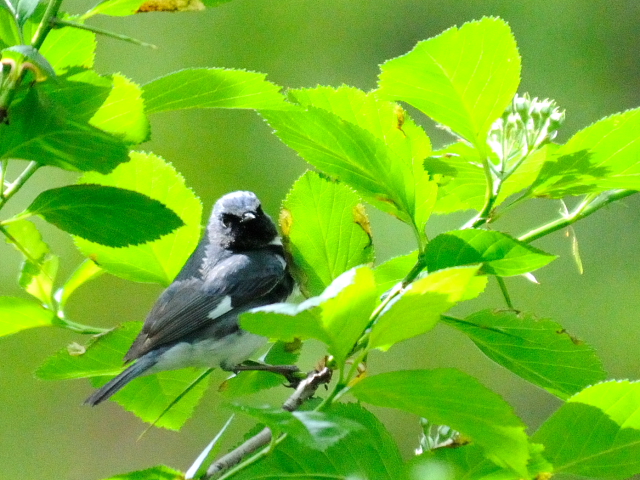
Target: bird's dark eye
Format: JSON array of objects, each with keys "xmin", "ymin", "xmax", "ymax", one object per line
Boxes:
[{"xmin": 221, "ymin": 213, "xmax": 237, "ymax": 228}]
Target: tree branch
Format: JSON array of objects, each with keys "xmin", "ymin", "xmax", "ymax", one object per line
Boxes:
[{"xmin": 204, "ymin": 367, "xmax": 333, "ymax": 479}]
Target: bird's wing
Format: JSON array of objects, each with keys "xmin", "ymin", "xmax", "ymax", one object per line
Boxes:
[{"xmin": 124, "ymin": 252, "xmax": 287, "ymax": 361}]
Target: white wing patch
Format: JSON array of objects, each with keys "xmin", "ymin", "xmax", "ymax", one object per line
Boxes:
[
  {"xmin": 207, "ymin": 295, "xmax": 233, "ymax": 319},
  {"xmin": 268, "ymin": 237, "xmax": 283, "ymax": 246}
]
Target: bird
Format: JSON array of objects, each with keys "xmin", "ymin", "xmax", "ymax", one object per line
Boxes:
[{"xmin": 85, "ymin": 191, "xmax": 295, "ymax": 406}]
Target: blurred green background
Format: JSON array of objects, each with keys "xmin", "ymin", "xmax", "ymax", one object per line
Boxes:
[{"xmin": 2, "ymin": 1, "xmax": 640, "ymax": 479}]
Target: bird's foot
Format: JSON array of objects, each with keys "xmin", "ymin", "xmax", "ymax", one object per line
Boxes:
[{"xmin": 231, "ymin": 362, "xmax": 304, "ymax": 388}]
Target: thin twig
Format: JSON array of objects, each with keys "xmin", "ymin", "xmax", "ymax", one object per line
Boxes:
[
  {"xmin": 519, "ymin": 190, "xmax": 638, "ymax": 244},
  {"xmin": 0, "ymin": 161, "xmax": 40, "ymax": 209},
  {"xmin": 51, "ymin": 18, "xmax": 158, "ymax": 49},
  {"xmin": 30, "ymin": 0, "xmax": 65, "ymax": 49},
  {"xmin": 495, "ymin": 276, "xmax": 514, "ymax": 309},
  {"xmin": 204, "ymin": 367, "xmax": 332, "ymax": 479}
]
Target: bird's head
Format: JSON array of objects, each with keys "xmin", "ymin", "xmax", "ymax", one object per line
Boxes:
[{"xmin": 209, "ymin": 191, "xmax": 279, "ymax": 250}]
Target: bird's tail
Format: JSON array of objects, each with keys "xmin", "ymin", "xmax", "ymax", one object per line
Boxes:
[{"xmin": 84, "ymin": 354, "xmax": 158, "ymax": 406}]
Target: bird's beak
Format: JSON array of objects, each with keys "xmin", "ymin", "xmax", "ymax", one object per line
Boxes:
[{"xmin": 241, "ymin": 212, "xmax": 256, "ymax": 223}]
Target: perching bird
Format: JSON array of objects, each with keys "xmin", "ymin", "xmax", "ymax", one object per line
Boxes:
[{"xmin": 85, "ymin": 191, "xmax": 294, "ymax": 406}]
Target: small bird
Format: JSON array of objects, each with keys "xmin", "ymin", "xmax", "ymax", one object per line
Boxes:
[{"xmin": 85, "ymin": 191, "xmax": 294, "ymax": 406}]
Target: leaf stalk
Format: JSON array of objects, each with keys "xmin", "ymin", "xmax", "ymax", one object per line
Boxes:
[{"xmin": 518, "ymin": 190, "xmax": 637, "ymax": 244}]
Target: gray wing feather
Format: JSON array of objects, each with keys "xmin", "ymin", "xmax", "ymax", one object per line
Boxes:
[{"xmin": 125, "ymin": 252, "xmax": 286, "ymax": 362}]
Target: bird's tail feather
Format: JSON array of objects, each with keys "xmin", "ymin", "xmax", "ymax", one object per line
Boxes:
[{"xmin": 84, "ymin": 354, "xmax": 158, "ymax": 406}]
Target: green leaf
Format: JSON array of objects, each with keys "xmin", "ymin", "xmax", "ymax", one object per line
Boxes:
[
  {"xmin": 411, "ymin": 445, "xmax": 512, "ymax": 480},
  {"xmin": 373, "ymin": 250, "xmax": 419, "ymax": 297},
  {"xmin": 84, "ymin": 0, "xmax": 149, "ymax": 17},
  {"xmin": 0, "ymin": 296, "xmax": 54, "ymax": 337},
  {"xmin": 36, "ymin": 322, "xmax": 143, "ymax": 380},
  {"xmin": 25, "ymin": 184, "xmax": 184, "ymax": 247},
  {"xmin": 533, "ymin": 380, "xmax": 640, "ymax": 478},
  {"xmin": 425, "ymin": 142, "xmax": 551, "ymax": 214},
  {"xmin": 38, "ymin": 19, "xmax": 96, "ymax": 73},
  {"xmin": 75, "ymin": 151, "xmax": 203, "ymax": 285},
  {"xmin": 2, "ymin": 45, "xmax": 56, "ymax": 79},
  {"xmin": 369, "ymin": 266, "xmax": 486, "ymax": 351},
  {"xmin": 55, "ymin": 259, "xmax": 103, "ymax": 309},
  {"xmin": 100, "ymin": 465, "xmax": 183, "ymax": 480},
  {"xmin": 40, "ymin": 71, "xmax": 148, "ymax": 143},
  {"xmin": 143, "ymin": 68, "xmax": 288, "ymax": 114},
  {"xmin": 4, "ymin": 219, "xmax": 60, "ymax": 305},
  {"xmin": 219, "ymin": 340, "xmax": 301, "ymax": 398},
  {"xmin": 19, "ymin": 254, "xmax": 59, "ymax": 305},
  {"xmin": 241, "ymin": 266, "xmax": 377, "ymax": 364},
  {"xmin": 15, "ymin": 0, "xmax": 39, "ymax": 26},
  {"xmin": 0, "ymin": 88, "xmax": 129, "ymax": 172},
  {"xmin": 425, "ymin": 230, "xmax": 556, "ymax": 276},
  {"xmin": 103, "ymin": 368, "xmax": 210, "ymax": 430},
  {"xmin": 232, "ymin": 403, "xmax": 403, "ymax": 480},
  {"xmin": 443, "ymin": 310, "xmax": 606, "ymax": 399},
  {"xmin": 36, "ymin": 320, "xmax": 208, "ymax": 429},
  {"xmin": 411, "ymin": 442, "xmax": 551, "ymax": 480},
  {"xmin": 262, "ymin": 87, "xmax": 437, "ymax": 243},
  {"xmin": 230, "ymin": 404, "xmax": 363, "ymax": 451},
  {"xmin": 350, "ymin": 369, "xmax": 530, "ymax": 476},
  {"xmin": 38, "ymin": 69, "xmax": 112, "ymax": 123},
  {"xmin": 281, "ymin": 170, "xmax": 374, "ymax": 297},
  {"xmin": 90, "ymin": 73, "xmax": 149, "ymax": 144},
  {"xmin": 378, "ymin": 17, "xmax": 521, "ymax": 155},
  {"xmin": 3, "ymin": 219, "xmax": 49, "ymax": 261},
  {"xmin": 531, "ymin": 108, "xmax": 640, "ymax": 197},
  {"xmin": 0, "ymin": 8, "xmax": 20, "ymax": 48}
]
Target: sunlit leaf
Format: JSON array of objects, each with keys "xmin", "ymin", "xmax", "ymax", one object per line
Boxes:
[
  {"xmin": 38, "ymin": 18, "xmax": 96, "ymax": 73},
  {"xmin": 424, "ymin": 142, "xmax": 552, "ymax": 214},
  {"xmin": 425, "ymin": 230, "xmax": 556, "ymax": 276},
  {"xmin": 4, "ymin": 217, "xmax": 58, "ymax": 305},
  {"xmin": 531, "ymin": 108, "xmax": 640, "ymax": 197},
  {"xmin": 36, "ymin": 322, "xmax": 143, "ymax": 380},
  {"xmin": 143, "ymin": 68, "xmax": 288, "ymax": 113},
  {"xmin": 410, "ymin": 442, "xmax": 551, "ymax": 480},
  {"xmin": 102, "ymin": 368, "xmax": 210, "ymax": 430},
  {"xmin": 443, "ymin": 310, "xmax": 606, "ymax": 399},
  {"xmin": 90, "ymin": 73, "xmax": 149, "ymax": 144},
  {"xmin": 55, "ymin": 259, "xmax": 103, "ymax": 309},
  {"xmin": 378, "ymin": 17, "xmax": 520, "ymax": 156},
  {"xmin": 350, "ymin": 369, "xmax": 530, "ymax": 475},
  {"xmin": 230, "ymin": 404, "xmax": 364, "ymax": 451},
  {"xmin": 100, "ymin": 465, "xmax": 183, "ymax": 480},
  {"xmin": 232, "ymin": 403, "xmax": 402, "ymax": 480},
  {"xmin": 37, "ymin": 320, "xmax": 207, "ymax": 429},
  {"xmin": 38, "ymin": 69, "xmax": 112, "ymax": 123},
  {"xmin": 263, "ymin": 86, "xmax": 437, "ymax": 243},
  {"xmin": 369, "ymin": 266, "xmax": 486, "ymax": 351},
  {"xmin": 533, "ymin": 380, "xmax": 640, "ymax": 478},
  {"xmin": 0, "ymin": 89, "xmax": 129, "ymax": 172},
  {"xmin": 83, "ymin": 0, "xmax": 149, "ymax": 17},
  {"xmin": 75, "ymin": 151, "xmax": 202, "ymax": 285},
  {"xmin": 281, "ymin": 170, "xmax": 374, "ymax": 297},
  {"xmin": 373, "ymin": 250, "xmax": 419, "ymax": 297},
  {"xmin": 0, "ymin": 9, "xmax": 20, "ymax": 48},
  {"xmin": 0, "ymin": 296, "xmax": 54, "ymax": 337},
  {"xmin": 241, "ymin": 266, "xmax": 377, "ymax": 364}
]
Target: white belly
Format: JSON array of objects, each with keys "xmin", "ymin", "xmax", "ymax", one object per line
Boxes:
[{"xmin": 147, "ymin": 331, "xmax": 267, "ymax": 373}]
